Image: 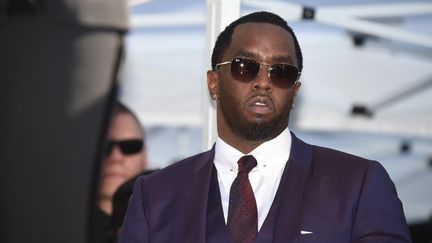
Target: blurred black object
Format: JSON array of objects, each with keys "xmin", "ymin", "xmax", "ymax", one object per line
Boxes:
[
  {"xmin": 351, "ymin": 104, "xmax": 374, "ymax": 117},
  {"xmin": 409, "ymin": 217, "xmax": 432, "ymax": 243},
  {"xmin": 91, "ymin": 207, "xmax": 117, "ymax": 243},
  {"xmin": 0, "ymin": 1, "xmax": 128, "ymax": 243},
  {"xmin": 6, "ymin": 0, "xmax": 45, "ymax": 15}
]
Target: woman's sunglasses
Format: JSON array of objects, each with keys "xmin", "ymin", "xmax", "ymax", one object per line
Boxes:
[
  {"xmin": 215, "ymin": 57, "xmax": 300, "ymax": 88},
  {"xmin": 106, "ymin": 139, "xmax": 144, "ymax": 156}
]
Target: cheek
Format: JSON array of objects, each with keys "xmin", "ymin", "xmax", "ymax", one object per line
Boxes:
[
  {"xmin": 275, "ymin": 90, "xmax": 295, "ymax": 110},
  {"xmin": 219, "ymin": 79, "xmax": 249, "ymax": 103},
  {"xmin": 124, "ymin": 157, "xmax": 144, "ymax": 174}
]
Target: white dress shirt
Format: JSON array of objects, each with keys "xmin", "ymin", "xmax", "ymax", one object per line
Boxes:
[{"xmin": 213, "ymin": 128, "xmax": 292, "ymax": 230}]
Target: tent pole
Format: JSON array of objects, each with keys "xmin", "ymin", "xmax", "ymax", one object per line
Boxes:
[{"xmin": 202, "ymin": 0, "xmax": 240, "ymax": 149}]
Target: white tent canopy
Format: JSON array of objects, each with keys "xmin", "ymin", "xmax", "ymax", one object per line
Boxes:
[{"xmin": 122, "ymin": 0, "xmax": 432, "ymax": 138}]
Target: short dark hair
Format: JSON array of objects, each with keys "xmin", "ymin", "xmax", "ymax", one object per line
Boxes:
[
  {"xmin": 115, "ymin": 102, "xmax": 145, "ymax": 140},
  {"xmin": 211, "ymin": 11, "xmax": 303, "ymax": 74}
]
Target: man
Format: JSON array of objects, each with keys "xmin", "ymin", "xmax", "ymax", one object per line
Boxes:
[
  {"xmin": 120, "ymin": 12, "xmax": 411, "ymax": 243},
  {"xmin": 94, "ymin": 103, "xmax": 149, "ymax": 243}
]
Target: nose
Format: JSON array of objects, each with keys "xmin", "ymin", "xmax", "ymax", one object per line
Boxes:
[
  {"xmin": 252, "ymin": 64, "xmax": 272, "ymax": 92},
  {"xmin": 106, "ymin": 145, "xmax": 124, "ymax": 163}
]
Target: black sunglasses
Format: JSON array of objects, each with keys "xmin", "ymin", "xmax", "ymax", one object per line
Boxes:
[
  {"xmin": 215, "ymin": 57, "xmax": 300, "ymax": 88},
  {"xmin": 106, "ymin": 139, "xmax": 143, "ymax": 156}
]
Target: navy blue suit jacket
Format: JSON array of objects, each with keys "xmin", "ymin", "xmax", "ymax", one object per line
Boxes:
[{"xmin": 120, "ymin": 133, "xmax": 411, "ymax": 242}]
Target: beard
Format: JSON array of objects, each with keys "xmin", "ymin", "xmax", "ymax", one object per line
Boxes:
[
  {"xmin": 218, "ymin": 82, "xmax": 293, "ymax": 142},
  {"xmin": 225, "ymin": 111, "xmax": 287, "ymax": 141}
]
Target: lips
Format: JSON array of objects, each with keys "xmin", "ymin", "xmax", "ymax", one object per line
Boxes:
[
  {"xmin": 105, "ymin": 171, "xmax": 127, "ymax": 179},
  {"xmin": 247, "ymin": 95, "xmax": 274, "ymax": 115}
]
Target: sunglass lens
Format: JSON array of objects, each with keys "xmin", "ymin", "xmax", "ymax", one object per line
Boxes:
[
  {"xmin": 231, "ymin": 58, "xmax": 260, "ymax": 82},
  {"xmin": 119, "ymin": 140, "xmax": 143, "ymax": 155},
  {"xmin": 270, "ymin": 64, "xmax": 298, "ymax": 88}
]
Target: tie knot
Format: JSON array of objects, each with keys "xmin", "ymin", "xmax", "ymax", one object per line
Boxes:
[{"xmin": 237, "ymin": 155, "xmax": 257, "ymax": 174}]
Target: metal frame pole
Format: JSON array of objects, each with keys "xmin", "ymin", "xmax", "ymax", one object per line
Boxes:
[{"xmin": 203, "ymin": 0, "xmax": 241, "ymax": 149}]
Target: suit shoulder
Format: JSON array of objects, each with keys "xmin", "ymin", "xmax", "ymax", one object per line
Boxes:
[
  {"xmin": 306, "ymin": 145, "xmax": 396, "ymax": 206},
  {"xmin": 308, "ymin": 145, "xmax": 386, "ymax": 178},
  {"xmin": 131, "ymin": 150, "xmax": 213, "ymax": 206},
  {"xmin": 137, "ymin": 150, "xmax": 212, "ymax": 185},
  {"xmin": 312, "ymin": 145, "xmax": 374, "ymax": 166}
]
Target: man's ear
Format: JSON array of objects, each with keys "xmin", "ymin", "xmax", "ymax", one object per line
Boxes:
[
  {"xmin": 207, "ymin": 70, "xmax": 219, "ymax": 100},
  {"xmin": 291, "ymin": 81, "xmax": 301, "ymax": 110}
]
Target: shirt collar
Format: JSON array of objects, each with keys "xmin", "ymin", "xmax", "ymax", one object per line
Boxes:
[{"xmin": 214, "ymin": 127, "xmax": 291, "ymax": 175}]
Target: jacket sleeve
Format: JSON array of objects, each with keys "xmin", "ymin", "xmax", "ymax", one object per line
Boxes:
[
  {"xmin": 119, "ymin": 177, "xmax": 149, "ymax": 243},
  {"xmin": 352, "ymin": 161, "xmax": 412, "ymax": 242}
]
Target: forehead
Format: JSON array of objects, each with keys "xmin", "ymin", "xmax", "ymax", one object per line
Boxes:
[
  {"xmin": 226, "ymin": 22, "xmax": 297, "ymax": 65},
  {"xmin": 109, "ymin": 112, "xmax": 143, "ymax": 139}
]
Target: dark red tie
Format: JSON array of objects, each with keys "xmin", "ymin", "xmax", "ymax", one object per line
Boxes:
[{"xmin": 227, "ymin": 155, "xmax": 258, "ymax": 243}]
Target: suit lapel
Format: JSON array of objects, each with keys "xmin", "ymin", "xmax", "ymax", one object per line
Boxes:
[
  {"xmin": 272, "ymin": 132, "xmax": 313, "ymax": 242},
  {"xmin": 183, "ymin": 146, "xmax": 215, "ymax": 243},
  {"xmin": 206, "ymin": 165, "xmax": 232, "ymax": 243}
]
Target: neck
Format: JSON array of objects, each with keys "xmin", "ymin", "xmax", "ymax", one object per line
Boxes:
[
  {"xmin": 218, "ymin": 122, "xmax": 285, "ymax": 154},
  {"xmin": 221, "ymin": 135, "xmax": 263, "ymax": 154}
]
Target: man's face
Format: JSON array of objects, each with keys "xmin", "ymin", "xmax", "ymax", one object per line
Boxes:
[
  {"xmin": 100, "ymin": 112, "xmax": 148, "ymax": 200},
  {"xmin": 208, "ymin": 22, "xmax": 301, "ymax": 144}
]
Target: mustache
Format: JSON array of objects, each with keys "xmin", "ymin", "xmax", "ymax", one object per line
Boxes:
[
  {"xmin": 250, "ymin": 91, "xmax": 271, "ymax": 99},
  {"xmin": 248, "ymin": 92, "xmax": 274, "ymax": 107},
  {"xmin": 216, "ymin": 91, "xmax": 274, "ymax": 109}
]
